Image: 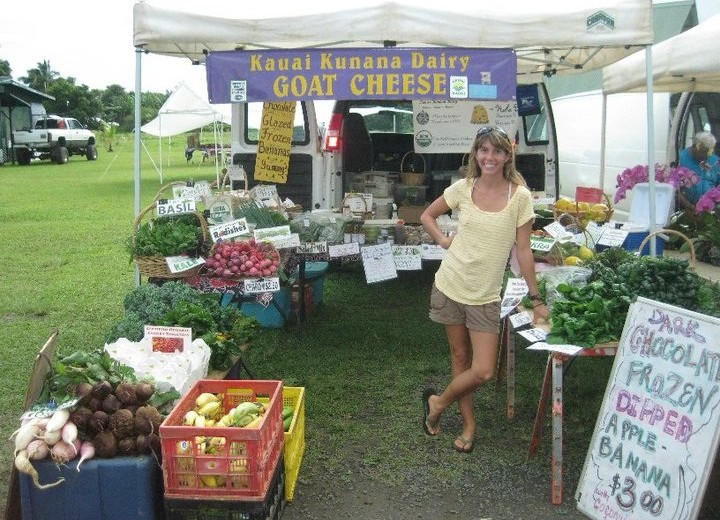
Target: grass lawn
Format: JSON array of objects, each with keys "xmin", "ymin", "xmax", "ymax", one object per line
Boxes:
[{"xmin": 1, "ymin": 134, "xmax": 676, "ymax": 517}]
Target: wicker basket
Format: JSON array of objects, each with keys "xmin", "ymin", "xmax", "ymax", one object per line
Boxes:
[
  {"xmin": 133, "ymin": 202, "xmax": 210, "ymax": 279},
  {"xmin": 638, "ymin": 229, "xmax": 696, "ymax": 265},
  {"xmin": 552, "ymin": 192, "xmax": 614, "ymax": 226},
  {"xmin": 400, "ymin": 152, "xmax": 427, "ymax": 186}
]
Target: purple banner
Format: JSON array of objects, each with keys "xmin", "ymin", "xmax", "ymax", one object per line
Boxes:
[{"xmin": 206, "ymin": 47, "xmax": 516, "ymax": 103}]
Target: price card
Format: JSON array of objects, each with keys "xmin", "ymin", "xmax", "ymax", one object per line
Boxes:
[
  {"xmin": 266, "ymin": 233, "xmax": 301, "ymax": 249},
  {"xmin": 297, "ymin": 241, "xmax": 328, "ymax": 255},
  {"xmin": 254, "ymin": 225, "xmax": 291, "ymax": 241},
  {"xmin": 328, "ymin": 242, "xmax": 361, "ymax": 258},
  {"xmin": 209, "ymin": 218, "xmax": 250, "ymax": 242},
  {"xmin": 543, "ymin": 221, "xmax": 573, "ymax": 241},
  {"xmin": 533, "ymin": 196, "xmax": 556, "ymax": 206},
  {"xmin": 421, "ymin": 244, "xmax": 446, "ymax": 260},
  {"xmin": 144, "ymin": 325, "xmax": 191, "ymax": 353},
  {"xmin": 526, "ymin": 342, "xmax": 583, "ymax": 355},
  {"xmin": 509, "ymin": 311, "xmax": 533, "ymax": 329},
  {"xmin": 517, "ymin": 328, "xmax": 547, "ymax": 343},
  {"xmin": 172, "ymin": 185, "xmax": 201, "ymax": 200},
  {"xmin": 596, "ymin": 227, "xmax": 629, "ymax": 247},
  {"xmin": 243, "ymin": 277, "xmax": 281, "ymax": 294},
  {"xmin": 166, "ymin": 256, "xmax": 205, "ymax": 274},
  {"xmin": 392, "ymin": 245, "xmax": 423, "ymax": 271}
]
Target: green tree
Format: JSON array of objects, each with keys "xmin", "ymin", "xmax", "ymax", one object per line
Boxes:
[
  {"xmin": 100, "ymin": 84, "xmax": 134, "ymax": 130},
  {"xmin": 0, "ymin": 59, "xmax": 11, "ymax": 77},
  {"xmin": 20, "ymin": 60, "xmax": 58, "ymax": 91},
  {"xmin": 45, "ymin": 77, "xmax": 103, "ymax": 128}
]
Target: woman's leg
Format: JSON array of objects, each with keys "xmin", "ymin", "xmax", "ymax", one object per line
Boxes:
[{"xmin": 427, "ymin": 327, "xmax": 499, "ymax": 441}]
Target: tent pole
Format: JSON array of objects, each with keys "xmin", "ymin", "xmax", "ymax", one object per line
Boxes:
[
  {"xmin": 600, "ymin": 93, "xmax": 607, "ymax": 196},
  {"xmin": 645, "ymin": 44, "xmax": 657, "ymax": 256},
  {"xmin": 214, "ymin": 118, "xmax": 220, "ymax": 185},
  {"xmin": 134, "ymin": 48, "xmax": 143, "ymax": 287}
]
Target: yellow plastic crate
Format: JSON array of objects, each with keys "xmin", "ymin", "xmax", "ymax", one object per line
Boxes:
[{"xmin": 282, "ymin": 386, "xmax": 306, "ymax": 502}]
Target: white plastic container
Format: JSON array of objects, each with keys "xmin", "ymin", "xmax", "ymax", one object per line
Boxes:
[{"xmin": 628, "ymin": 182, "xmax": 675, "ymax": 228}]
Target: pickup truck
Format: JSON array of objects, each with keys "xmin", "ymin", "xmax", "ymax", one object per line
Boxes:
[{"xmin": 12, "ymin": 115, "xmax": 98, "ymax": 165}]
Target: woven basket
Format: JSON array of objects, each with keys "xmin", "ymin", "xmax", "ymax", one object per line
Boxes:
[
  {"xmin": 133, "ymin": 202, "xmax": 210, "ymax": 279},
  {"xmin": 400, "ymin": 152, "xmax": 427, "ymax": 186},
  {"xmin": 638, "ymin": 229, "xmax": 696, "ymax": 265},
  {"xmin": 552, "ymin": 192, "xmax": 614, "ymax": 226}
]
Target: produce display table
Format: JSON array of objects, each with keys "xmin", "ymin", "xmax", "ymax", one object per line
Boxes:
[{"xmin": 496, "ymin": 313, "xmax": 617, "ymax": 505}]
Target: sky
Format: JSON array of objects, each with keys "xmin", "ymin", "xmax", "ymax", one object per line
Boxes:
[{"xmin": 2, "ymin": 0, "xmax": 718, "ymax": 98}]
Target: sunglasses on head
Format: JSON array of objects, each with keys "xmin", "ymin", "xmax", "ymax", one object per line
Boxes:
[{"xmin": 476, "ymin": 126, "xmax": 509, "ymax": 138}]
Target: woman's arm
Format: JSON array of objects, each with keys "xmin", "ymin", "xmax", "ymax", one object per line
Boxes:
[
  {"xmin": 420, "ymin": 195, "xmax": 453, "ymax": 249},
  {"xmin": 515, "ymin": 219, "xmax": 549, "ymax": 322}
]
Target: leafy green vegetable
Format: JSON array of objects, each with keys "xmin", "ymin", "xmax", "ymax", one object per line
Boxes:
[{"xmin": 127, "ymin": 213, "xmax": 205, "ymax": 258}]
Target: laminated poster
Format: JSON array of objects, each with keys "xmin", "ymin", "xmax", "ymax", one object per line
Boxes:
[{"xmin": 575, "ymin": 297, "xmax": 720, "ymax": 520}]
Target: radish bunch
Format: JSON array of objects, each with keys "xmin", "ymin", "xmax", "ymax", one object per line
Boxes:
[{"xmin": 204, "ymin": 238, "xmax": 280, "ymax": 279}]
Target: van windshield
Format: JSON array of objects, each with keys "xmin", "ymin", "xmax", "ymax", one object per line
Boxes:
[{"xmin": 348, "ymin": 101, "xmax": 414, "ymax": 134}]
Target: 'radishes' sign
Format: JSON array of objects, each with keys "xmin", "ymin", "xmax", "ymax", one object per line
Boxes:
[{"xmin": 576, "ymin": 297, "xmax": 720, "ymax": 520}]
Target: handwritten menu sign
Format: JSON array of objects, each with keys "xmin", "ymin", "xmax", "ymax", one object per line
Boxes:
[
  {"xmin": 360, "ymin": 242, "xmax": 398, "ymax": 283},
  {"xmin": 576, "ymin": 297, "xmax": 720, "ymax": 520}
]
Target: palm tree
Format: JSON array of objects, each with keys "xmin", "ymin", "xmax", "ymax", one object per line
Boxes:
[{"xmin": 20, "ymin": 60, "xmax": 58, "ymax": 92}]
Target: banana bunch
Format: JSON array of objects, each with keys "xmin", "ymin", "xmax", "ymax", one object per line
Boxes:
[
  {"xmin": 181, "ymin": 393, "xmax": 267, "ymax": 429},
  {"xmin": 182, "ymin": 392, "xmax": 224, "ymax": 427}
]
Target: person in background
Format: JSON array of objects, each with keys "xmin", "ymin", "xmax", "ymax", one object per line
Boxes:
[
  {"xmin": 677, "ymin": 131, "xmax": 720, "ymax": 211},
  {"xmin": 419, "ymin": 126, "xmax": 548, "ymax": 454}
]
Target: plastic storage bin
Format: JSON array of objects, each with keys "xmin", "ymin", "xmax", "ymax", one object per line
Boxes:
[
  {"xmin": 19, "ymin": 456, "xmax": 162, "ymax": 520},
  {"xmin": 164, "ymin": 456, "xmax": 285, "ymax": 520},
  {"xmin": 160, "ymin": 379, "xmax": 284, "ymax": 500},
  {"xmin": 282, "ymin": 386, "xmax": 306, "ymax": 502}
]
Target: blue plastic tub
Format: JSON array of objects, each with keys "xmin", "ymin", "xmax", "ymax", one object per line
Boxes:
[
  {"xmin": 291, "ymin": 261, "xmax": 329, "ymax": 305},
  {"xmin": 240, "ymin": 287, "xmax": 291, "ymax": 328},
  {"xmin": 19, "ymin": 456, "xmax": 162, "ymax": 520},
  {"xmin": 595, "ymin": 231, "xmax": 665, "ymax": 256}
]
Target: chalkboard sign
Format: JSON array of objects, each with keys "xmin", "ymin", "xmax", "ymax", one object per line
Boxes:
[{"xmin": 576, "ymin": 297, "xmax": 720, "ymax": 519}]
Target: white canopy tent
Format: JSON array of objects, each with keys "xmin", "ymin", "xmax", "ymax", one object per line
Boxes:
[
  {"xmin": 603, "ymin": 12, "xmax": 720, "ymax": 94},
  {"xmin": 131, "ymin": 0, "xmax": 654, "ymax": 222},
  {"xmin": 598, "ymin": 13, "xmax": 720, "ymax": 251},
  {"xmin": 140, "ymin": 81, "xmax": 231, "ymax": 183}
]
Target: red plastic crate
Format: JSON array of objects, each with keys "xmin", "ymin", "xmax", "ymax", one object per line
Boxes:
[{"xmin": 160, "ymin": 379, "xmax": 284, "ymax": 500}]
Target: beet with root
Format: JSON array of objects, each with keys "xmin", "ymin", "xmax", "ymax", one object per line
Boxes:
[
  {"xmin": 109, "ymin": 409, "xmax": 135, "ymax": 439},
  {"xmin": 92, "ymin": 431, "xmax": 118, "ymax": 458},
  {"xmin": 135, "ymin": 405, "xmax": 163, "ymax": 434},
  {"xmin": 91, "ymin": 380, "xmax": 112, "ymax": 401},
  {"xmin": 102, "ymin": 394, "xmax": 121, "ymax": 415},
  {"xmin": 115, "ymin": 382, "xmax": 137, "ymax": 405},
  {"xmin": 118, "ymin": 437, "xmax": 137, "ymax": 456},
  {"xmin": 135, "ymin": 381, "xmax": 155, "ymax": 404}
]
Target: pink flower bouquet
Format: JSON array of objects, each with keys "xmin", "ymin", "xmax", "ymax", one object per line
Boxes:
[
  {"xmin": 696, "ymin": 185, "xmax": 720, "ymax": 214},
  {"xmin": 614, "ymin": 163, "xmax": 698, "ymax": 204}
]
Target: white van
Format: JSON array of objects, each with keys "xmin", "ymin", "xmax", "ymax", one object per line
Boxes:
[
  {"xmin": 229, "ymin": 82, "xmax": 560, "ymax": 213},
  {"xmin": 553, "ymin": 90, "xmax": 720, "ymax": 220}
]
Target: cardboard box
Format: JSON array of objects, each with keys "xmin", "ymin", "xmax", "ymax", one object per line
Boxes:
[{"xmin": 398, "ymin": 205, "xmax": 429, "ymax": 224}]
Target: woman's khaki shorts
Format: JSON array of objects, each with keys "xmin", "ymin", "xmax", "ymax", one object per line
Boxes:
[{"xmin": 429, "ymin": 284, "xmax": 501, "ymax": 333}]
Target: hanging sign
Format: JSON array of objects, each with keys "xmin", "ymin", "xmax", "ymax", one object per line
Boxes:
[
  {"xmin": 255, "ymin": 102, "xmax": 296, "ymax": 183},
  {"xmin": 207, "ymin": 47, "xmax": 516, "ymax": 103},
  {"xmin": 575, "ymin": 297, "xmax": 720, "ymax": 520}
]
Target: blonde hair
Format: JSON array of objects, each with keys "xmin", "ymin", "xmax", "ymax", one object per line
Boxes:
[{"xmin": 465, "ymin": 129, "xmax": 527, "ymax": 187}]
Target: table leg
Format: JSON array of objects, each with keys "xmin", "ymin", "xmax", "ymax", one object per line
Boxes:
[
  {"xmin": 551, "ymin": 354, "xmax": 565, "ymax": 505},
  {"xmin": 528, "ymin": 353, "xmax": 553, "ymax": 458},
  {"xmin": 506, "ymin": 324, "xmax": 516, "ymax": 419},
  {"xmin": 495, "ymin": 318, "xmax": 508, "ymax": 391}
]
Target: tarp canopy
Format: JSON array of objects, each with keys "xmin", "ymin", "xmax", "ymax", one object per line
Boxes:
[
  {"xmin": 133, "ymin": 1, "xmax": 653, "ymax": 80},
  {"xmin": 141, "ymin": 81, "xmax": 230, "ymax": 137},
  {"xmin": 603, "ymin": 12, "xmax": 720, "ymax": 94}
]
